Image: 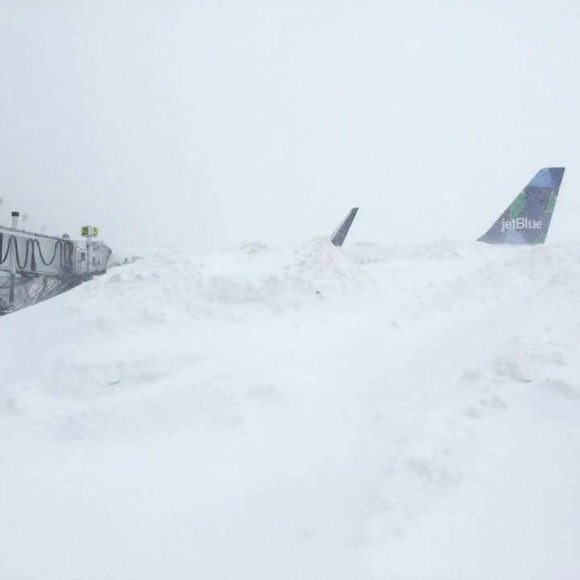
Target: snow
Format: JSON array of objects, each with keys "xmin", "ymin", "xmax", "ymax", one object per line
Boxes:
[{"xmin": 1, "ymin": 239, "xmax": 580, "ymax": 579}]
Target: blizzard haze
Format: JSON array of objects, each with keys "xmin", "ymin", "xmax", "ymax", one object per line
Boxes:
[
  {"xmin": 0, "ymin": 0, "xmax": 579, "ymax": 251},
  {"xmin": 2, "ymin": 5, "xmax": 580, "ymax": 576}
]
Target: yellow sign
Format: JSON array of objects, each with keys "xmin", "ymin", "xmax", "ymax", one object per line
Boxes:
[{"xmin": 81, "ymin": 226, "xmax": 99, "ymax": 237}]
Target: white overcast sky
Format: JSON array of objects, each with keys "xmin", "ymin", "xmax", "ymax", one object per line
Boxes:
[{"xmin": 0, "ymin": 0, "xmax": 579, "ymax": 252}]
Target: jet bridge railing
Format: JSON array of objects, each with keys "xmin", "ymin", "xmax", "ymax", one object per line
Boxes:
[{"xmin": 0, "ymin": 227, "xmax": 74, "ymax": 278}]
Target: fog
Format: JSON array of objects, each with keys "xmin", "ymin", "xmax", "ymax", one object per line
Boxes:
[{"xmin": 1, "ymin": 0, "xmax": 579, "ymax": 253}]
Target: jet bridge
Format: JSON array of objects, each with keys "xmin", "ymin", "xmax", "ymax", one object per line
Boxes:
[{"xmin": 0, "ymin": 212, "xmax": 111, "ymax": 314}]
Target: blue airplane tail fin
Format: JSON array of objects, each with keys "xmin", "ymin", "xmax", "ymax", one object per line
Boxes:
[
  {"xmin": 478, "ymin": 167, "xmax": 565, "ymax": 244},
  {"xmin": 331, "ymin": 208, "xmax": 359, "ymax": 247}
]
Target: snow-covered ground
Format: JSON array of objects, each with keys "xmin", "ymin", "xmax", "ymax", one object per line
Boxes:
[{"xmin": 1, "ymin": 239, "xmax": 579, "ymax": 579}]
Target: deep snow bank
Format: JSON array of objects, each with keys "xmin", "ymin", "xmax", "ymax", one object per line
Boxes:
[{"xmin": 0, "ymin": 240, "xmax": 579, "ymax": 580}]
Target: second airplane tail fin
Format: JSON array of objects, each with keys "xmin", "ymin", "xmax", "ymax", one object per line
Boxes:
[
  {"xmin": 478, "ymin": 167, "xmax": 565, "ymax": 245},
  {"xmin": 331, "ymin": 208, "xmax": 359, "ymax": 247}
]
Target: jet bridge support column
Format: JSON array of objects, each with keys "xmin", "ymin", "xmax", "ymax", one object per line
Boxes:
[{"xmin": 8, "ymin": 211, "xmax": 19, "ymax": 305}]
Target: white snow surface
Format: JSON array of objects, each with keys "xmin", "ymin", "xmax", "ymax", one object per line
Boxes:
[{"xmin": 1, "ymin": 239, "xmax": 580, "ymax": 579}]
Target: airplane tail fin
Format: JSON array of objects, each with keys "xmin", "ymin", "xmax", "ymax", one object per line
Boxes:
[
  {"xmin": 331, "ymin": 207, "xmax": 359, "ymax": 247},
  {"xmin": 478, "ymin": 167, "xmax": 565, "ymax": 244}
]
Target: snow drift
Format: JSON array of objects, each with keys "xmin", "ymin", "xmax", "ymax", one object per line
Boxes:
[{"xmin": 0, "ymin": 239, "xmax": 579, "ymax": 579}]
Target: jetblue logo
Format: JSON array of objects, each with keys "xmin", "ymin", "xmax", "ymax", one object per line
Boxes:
[{"xmin": 501, "ymin": 217, "xmax": 542, "ymax": 233}]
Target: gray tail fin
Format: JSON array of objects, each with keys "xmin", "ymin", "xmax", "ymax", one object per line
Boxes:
[
  {"xmin": 478, "ymin": 167, "xmax": 565, "ymax": 244},
  {"xmin": 331, "ymin": 208, "xmax": 359, "ymax": 247}
]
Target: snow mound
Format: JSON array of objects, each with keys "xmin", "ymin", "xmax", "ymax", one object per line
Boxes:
[
  {"xmin": 2, "ymin": 241, "xmax": 580, "ymax": 580},
  {"xmin": 81, "ymin": 238, "xmax": 369, "ymax": 323},
  {"xmin": 0, "ymin": 238, "xmax": 370, "ymax": 412}
]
